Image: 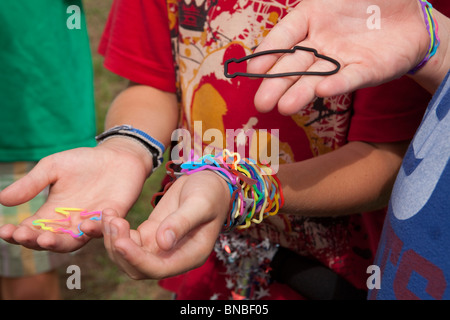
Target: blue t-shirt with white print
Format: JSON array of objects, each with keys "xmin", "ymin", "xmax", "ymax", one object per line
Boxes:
[{"xmin": 369, "ymin": 71, "xmax": 450, "ymax": 300}]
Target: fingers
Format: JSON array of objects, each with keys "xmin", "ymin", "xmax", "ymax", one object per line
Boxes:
[
  {"xmin": 253, "ymin": 46, "xmax": 315, "ymax": 113},
  {"xmin": 0, "ymin": 217, "xmax": 50, "ymax": 251},
  {"xmin": 247, "ymin": 7, "xmax": 309, "ymax": 75},
  {"xmin": 254, "ymin": 52, "xmax": 343, "ymax": 114},
  {"xmin": 0, "ymin": 203, "xmax": 97, "ymax": 252},
  {"xmin": 0, "ymin": 157, "xmax": 55, "ymax": 207},
  {"xmin": 100, "ymin": 197, "xmax": 223, "ymax": 279},
  {"xmin": 0, "ymin": 223, "xmax": 56, "ymax": 251},
  {"xmin": 0, "ymin": 222, "xmax": 86, "ymax": 252},
  {"xmin": 80, "ymin": 218, "xmax": 104, "ymax": 238},
  {"xmin": 10, "ymin": 225, "xmax": 41, "ymax": 250},
  {"xmin": 280, "ymin": 58, "xmax": 346, "ymax": 114},
  {"xmin": 100, "ymin": 172, "xmax": 230, "ymax": 280},
  {"xmin": 152, "ymin": 171, "xmax": 229, "ymax": 252},
  {"xmin": 316, "ymin": 64, "xmax": 382, "ymax": 98},
  {"xmin": 102, "ymin": 208, "xmax": 123, "ymax": 260},
  {"xmin": 35, "ymin": 231, "xmax": 86, "ymax": 252},
  {"xmin": 102, "ymin": 208, "xmax": 148, "ymax": 279},
  {"xmin": 0, "ymin": 224, "xmax": 20, "ymax": 245},
  {"xmin": 247, "ymin": 7, "xmax": 310, "ymax": 114}
]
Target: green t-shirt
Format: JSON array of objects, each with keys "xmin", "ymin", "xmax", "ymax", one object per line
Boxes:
[{"xmin": 0, "ymin": 1, "xmax": 96, "ymax": 161}]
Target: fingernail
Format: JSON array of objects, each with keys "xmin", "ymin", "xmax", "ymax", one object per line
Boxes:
[{"xmin": 164, "ymin": 229, "xmax": 176, "ymax": 250}]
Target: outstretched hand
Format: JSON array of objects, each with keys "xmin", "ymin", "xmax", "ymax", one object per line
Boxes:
[
  {"xmin": 248, "ymin": 0, "xmax": 429, "ymax": 115},
  {"xmin": 102, "ymin": 170, "xmax": 230, "ymax": 280},
  {"xmin": 0, "ymin": 140, "xmax": 150, "ymax": 252}
]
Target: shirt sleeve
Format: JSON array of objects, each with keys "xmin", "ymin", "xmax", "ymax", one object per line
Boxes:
[
  {"xmin": 98, "ymin": 0, "xmax": 176, "ymax": 93},
  {"xmin": 348, "ymin": 76, "xmax": 431, "ymax": 143}
]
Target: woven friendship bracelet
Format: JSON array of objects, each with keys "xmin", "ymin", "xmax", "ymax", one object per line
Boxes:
[
  {"xmin": 151, "ymin": 149, "xmax": 284, "ymax": 232},
  {"xmin": 409, "ymin": 0, "xmax": 441, "ymax": 74},
  {"xmin": 96, "ymin": 125, "xmax": 165, "ymax": 172}
]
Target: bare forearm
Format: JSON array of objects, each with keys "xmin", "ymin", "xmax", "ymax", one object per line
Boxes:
[
  {"xmin": 277, "ymin": 140, "xmax": 409, "ymax": 216},
  {"xmin": 105, "ymin": 83, "xmax": 178, "ymax": 144},
  {"xmin": 101, "ymin": 82, "xmax": 179, "ymax": 175}
]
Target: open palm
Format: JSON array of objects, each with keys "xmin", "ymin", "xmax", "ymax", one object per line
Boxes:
[{"xmin": 0, "ymin": 145, "xmax": 148, "ymax": 252}]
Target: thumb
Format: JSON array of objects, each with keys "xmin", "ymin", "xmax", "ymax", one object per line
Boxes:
[
  {"xmin": 155, "ymin": 197, "xmax": 220, "ymax": 251},
  {"xmin": 0, "ymin": 158, "xmax": 55, "ymax": 206}
]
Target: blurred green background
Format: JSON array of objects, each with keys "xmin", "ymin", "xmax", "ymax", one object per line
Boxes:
[{"xmin": 58, "ymin": 0, "xmax": 172, "ymax": 300}]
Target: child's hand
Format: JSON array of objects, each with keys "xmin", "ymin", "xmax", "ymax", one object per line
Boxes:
[
  {"xmin": 0, "ymin": 139, "xmax": 150, "ymax": 252},
  {"xmin": 102, "ymin": 170, "xmax": 231, "ymax": 279},
  {"xmin": 248, "ymin": 0, "xmax": 429, "ymax": 115}
]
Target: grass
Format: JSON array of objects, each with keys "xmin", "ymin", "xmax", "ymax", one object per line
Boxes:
[{"xmin": 58, "ymin": 0, "xmax": 172, "ymax": 300}]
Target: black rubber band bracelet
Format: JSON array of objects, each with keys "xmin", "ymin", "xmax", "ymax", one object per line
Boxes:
[{"xmin": 224, "ymin": 46, "xmax": 341, "ymax": 79}]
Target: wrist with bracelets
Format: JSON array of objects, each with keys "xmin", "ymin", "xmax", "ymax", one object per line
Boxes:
[
  {"xmin": 151, "ymin": 149, "xmax": 284, "ymax": 232},
  {"xmin": 95, "ymin": 125, "xmax": 165, "ymax": 172},
  {"xmin": 409, "ymin": 0, "xmax": 441, "ymax": 74}
]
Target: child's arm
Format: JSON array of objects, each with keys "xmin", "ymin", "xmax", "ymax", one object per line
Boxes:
[
  {"xmin": 0, "ymin": 84, "xmax": 178, "ymax": 252},
  {"xmin": 278, "ymin": 140, "xmax": 409, "ymax": 216}
]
